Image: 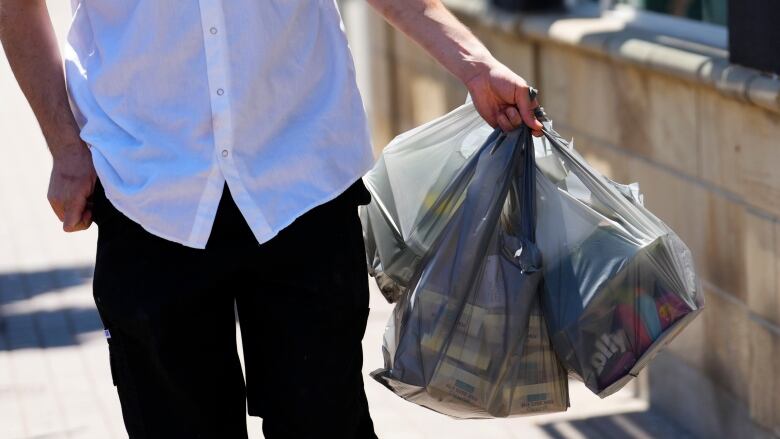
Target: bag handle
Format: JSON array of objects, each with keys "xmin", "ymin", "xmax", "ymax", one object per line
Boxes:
[
  {"xmin": 498, "ymin": 124, "xmax": 541, "ymax": 274},
  {"xmin": 518, "ymin": 126, "xmax": 537, "ymax": 245}
]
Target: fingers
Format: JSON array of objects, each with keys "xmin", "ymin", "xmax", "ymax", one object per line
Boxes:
[
  {"xmin": 471, "ymin": 78, "xmax": 546, "ymax": 134},
  {"xmin": 522, "ymin": 101, "xmax": 544, "ymax": 132},
  {"xmin": 505, "ymin": 107, "xmax": 523, "ymax": 127},
  {"xmin": 47, "ymin": 144, "xmax": 97, "ymax": 232},
  {"xmin": 494, "ymin": 85, "xmax": 546, "ymax": 134},
  {"xmin": 530, "ymin": 102, "xmax": 543, "ymax": 136},
  {"xmin": 505, "ymin": 106, "xmax": 544, "ymax": 137},
  {"xmin": 528, "ymin": 102, "xmax": 543, "ymax": 137},
  {"xmin": 496, "ymin": 113, "xmax": 514, "ymax": 133},
  {"xmin": 63, "ymin": 194, "xmax": 88, "ymax": 232},
  {"xmin": 69, "ymin": 194, "xmax": 94, "ymax": 231},
  {"xmin": 514, "ymin": 84, "xmax": 545, "ymax": 132},
  {"xmin": 498, "ymin": 104, "xmax": 544, "ymax": 134},
  {"xmin": 49, "ymin": 191, "xmax": 93, "ymax": 231},
  {"xmin": 49, "ymin": 197, "xmax": 66, "ymax": 223},
  {"xmin": 79, "ymin": 208, "xmax": 93, "ymax": 230}
]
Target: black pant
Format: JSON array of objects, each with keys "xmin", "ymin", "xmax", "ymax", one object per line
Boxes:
[{"xmin": 91, "ymin": 178, "xmax": 377, "ymax": 439}]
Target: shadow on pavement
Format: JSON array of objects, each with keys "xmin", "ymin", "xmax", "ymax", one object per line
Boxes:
[
  {"xmin": 538, "ymin": 409, "xmax": 696, "ymax": 439},
  {"xmin": 0, "ymin": 265, "xmax": 94, "ymax": 299},
  {"xmin": 0, "ymin": 265, "xmax": 103, "ymax": 350}
]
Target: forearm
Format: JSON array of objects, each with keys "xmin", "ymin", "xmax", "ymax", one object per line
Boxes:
[
  {"xmin": 0, "ymin": 0, "xmax": 83, "ymax": 156},
  {"xmin": 368, "ymin": 0, "xmax": 495, "ymax": 84}
]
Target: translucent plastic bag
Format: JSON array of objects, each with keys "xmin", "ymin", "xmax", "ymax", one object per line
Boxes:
[
  {"xmin": 366, "ymin": 124, "xmax": 570, "ymax": 418},
  {"xmin": 362, "ymin": 101, "xmax": 703, "ymax": 405},
  {"xmin": 534, "ymin": 128, "xmax": 704, "ymax": 397},
  {"xmin": 361, "ymin": 104, "xmax": 494, "ymax": 303}
]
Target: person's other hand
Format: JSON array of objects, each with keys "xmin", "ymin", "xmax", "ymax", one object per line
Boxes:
[
  {"xmin": 48, "ymin": 141, "xmax": 97, "ymax": 232},
  {"xmin": 465, "ymin": 61, "xmax": 543, "ymax": 136}
]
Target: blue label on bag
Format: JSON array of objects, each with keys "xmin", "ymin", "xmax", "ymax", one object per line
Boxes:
[{"xmin": 454, "ymin": 379, "xmax": 475, "ymax": 394}]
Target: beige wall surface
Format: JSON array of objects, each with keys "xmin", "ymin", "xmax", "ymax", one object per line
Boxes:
[{"xmin": 356, "ymin": 6, "xmax": 780, "ymax": 439}]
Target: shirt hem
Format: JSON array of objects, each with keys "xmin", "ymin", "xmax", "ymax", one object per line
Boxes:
[
  {"xmin": 97, "ymin": 160, "xmax": 374, "ymax": 250},
  {"xmin": 94, "ymin": 148, "xmax": 375, "ymax": 250},
  {"xmin": 99, "ymin": 183, "xmax": 210, "ymax": 249},
  {"xmin": 248, "ymin": 158, "xmax": 375, "ymax": 247},
  {"xmin": 187, "ymin": 161, "xmax": 227, "ymax": 247}
]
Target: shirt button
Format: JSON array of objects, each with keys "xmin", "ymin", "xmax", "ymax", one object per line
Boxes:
[
  {"xmin": 221, "ymin": 149, "xmax": 229, "ymax": 158},
  {"xmin": 210, "ymin": 27, "xmax": 218, "ymax": 35},
  {"xmin": 217, "ymin": 88, "xmax": 224, "ymax": 96}
]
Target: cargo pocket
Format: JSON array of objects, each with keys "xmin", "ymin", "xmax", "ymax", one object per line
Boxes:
[{"xmin": 104, "ymin": 331, "xmax": 149, "ymax": 437}]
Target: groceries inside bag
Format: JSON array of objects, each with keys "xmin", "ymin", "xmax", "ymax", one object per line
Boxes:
[
  {"xmin": 360, "ymin": 102, "xmax": 703, "ymax": 416},
  {"xmin": 367, "ymin": 125, "xmax": 569, "ymax": 418},
  {"xmin": 534, "ymin": 129, "xmax": 704, "ymax": 397}
]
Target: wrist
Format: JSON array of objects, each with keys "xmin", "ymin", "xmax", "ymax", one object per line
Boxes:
[
  {"xmin": 41, "ymin": 113, "xmax": 85, "ymax": 159},
  {"xmin": 50, "ymin": 139, "xmax": 89, "ymax": 161},
  {"xmin": 460, "ymin": 53, "xmax": 497, "ymax": 89}
]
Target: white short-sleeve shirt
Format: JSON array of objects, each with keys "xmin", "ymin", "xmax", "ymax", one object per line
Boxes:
[{"xmin": 64, "ymin": 0, "xmax": 375, "ymax": 249}]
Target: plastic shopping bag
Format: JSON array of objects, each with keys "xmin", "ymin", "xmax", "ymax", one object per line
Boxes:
[
  {"xmin": 362, "ymin": 100, "xmax": 703, "ymax": 406},
  {"xmin": 365, "ymin": 123, "xmax": 569, "ymax": 418},
  {"xmin": 361, "ymin": 103, "xmax": 495, "ymax": 303},
  {"xmin": 534, "ymin": 127, "xmax": 704, "ymax": 397}
]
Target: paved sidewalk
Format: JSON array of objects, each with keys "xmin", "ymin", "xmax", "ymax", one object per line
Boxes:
[{"xmin": 0, "ymin": 3, "xmax": 693, "ymax": 438}]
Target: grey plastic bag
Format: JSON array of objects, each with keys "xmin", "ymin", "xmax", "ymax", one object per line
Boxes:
[
  {"xmin": 534, "ymin": 127, "xmax": 704, "ymax": 397},
  {"xmin": 362, "ymin": 101, "xmax": 703, "ymax": 406},
  {"xmin": 361, "ymin": 103, "xmax": 494, "ymax": 303},
  {"xmin": 366, "ymin": 125, "xmax": 569, "ymax": 419}
]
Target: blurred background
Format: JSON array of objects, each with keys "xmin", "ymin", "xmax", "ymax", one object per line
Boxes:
[{"xmin": 1, "ymin": 0, "xmax": 779, "ymax": 438}]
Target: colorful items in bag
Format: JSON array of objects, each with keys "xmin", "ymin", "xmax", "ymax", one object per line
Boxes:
[{"xmin": 591, "ymin": 284, "xmax": 692, "ymax": 387}]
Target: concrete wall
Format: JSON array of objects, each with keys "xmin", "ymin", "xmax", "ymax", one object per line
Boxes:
[{"xmin": 348, "ymin": 3, "xmax": 780, "ymax": 438}]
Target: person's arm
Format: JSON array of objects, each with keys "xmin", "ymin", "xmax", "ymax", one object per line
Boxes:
[
  {"xmin": 368, "ymin": 0, "xmax": 543, "ymax": 135},
  {"xmin": 0, "ymin": 0, "xmax": 96, "ymax": 232}
]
